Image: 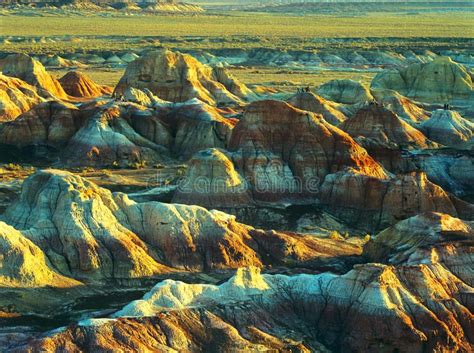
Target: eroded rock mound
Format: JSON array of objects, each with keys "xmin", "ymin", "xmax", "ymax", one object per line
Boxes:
[
  {"xmin": 0, "ymin": 98, "xmax": 236, "ymax": 166},
  {"xmin": 420, "ymin": 109, "xmax": 474, "ymax": 146},
  {"xmin": 122, "ymin": 86, "xmax": 169, "ymax": 106},
  {"xmin": 62, "ymin": 103, "xmax": 169, "ymax": 167},
  {"xmin": 114, "ymin": 49, "xmax": 252, "ymax": 105},
  {"xmin": 58, "ymin": 71, "xmax": 113, "ymax": 98},
  {"xmin": 364, "ymin": 212, "xmax": 473, "ymax": 267},
  {"xmin": 319, "ymin": 169, "xmax": 474, "ymax": 231},
  {"xmin": 0, "ymin": 53, "xmax": 67, "ymax": 99},
  {"xmin": 316, "ymin": 79, "xmax": 373, "ymax": 104},
  {"xmin": 371, "ymin": 88, "xmax": 429, "ymax": 123},
  {"xmin": 286, "ymin": 91, "xmax": 347, "ymax": 125},
  {"xmin": 21, "ymin": 247, "xmax": 473, "ymax": 352},
  {"xmin": 153, "ymin": 98, "xmax": 236, "ymax": 158},
  {"xmin": 340, "ymin": 104, "xmax": 435, "ymax": 149},
  {"xmin": 0, "ymin": 73, "xmax": 43, "ymax": 121},
  {"xmin": 228, "ymin": 99, "xmax": 387, "ymax": 203},
  {"xmin": 371, "ymin": 56, "xmax": 474, "ymax": 103},
  {"xmin": 173, "ymin": 148, "xmax": 252, "ymax": 208},
  {"xmin": 1, "ymin": 170, "xmax": 358, "ymax": 283},
  {"xmin": 13, "ymin": 308, "xmax": 313, "ymax": 353},
  {"xmin": 0, "ymin": 101, "xmax": 84, "ymax": 147},
  {"xmin": 0, "ymin": 100, "xmax": 85, "ymax": 148}
]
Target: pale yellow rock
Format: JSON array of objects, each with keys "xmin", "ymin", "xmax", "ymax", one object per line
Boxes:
[
  {"xmin": 316, "ymin": 79, "xmax": 373, "ymax": 104},
  {"xmin": 114, "ymin": 49, "xmax": 252, "ymax": 105},
  {"xmin": 371, "ymin": 56, "xmax": 473, "ymax": 103},
  {"xmin": 173, "ymin": 148, "xmax": 252, "ymax": 208},
  {"xmin": 0, "ymin": 221, "xmax": 79, "ymax": 288},
  {"xmin": 0, "ymin": 73, "xmax": 43, "ymax": 121},
  {"xmin": 0, "ymin": 53, "xmax": 68, "ymax": 99}
]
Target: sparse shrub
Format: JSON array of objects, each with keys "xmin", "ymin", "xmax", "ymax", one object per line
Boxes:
[
  {"xmin": 329, "ymin": 231, "xmax": 344, "ymax": 241},
  {"xmin": 81, "ymin": 188, "xmax": 95, "ymax": 199},
  {"xmin": 176, "ymin": 168, "xmax": 186, "ymax": 177},
  {"xmin": 4, "ymin": 163, "xmax": 22, "ymax": 171},
  {"xmin": 128, "ymin": 160, "xmax": 147, "ymax": 169}
]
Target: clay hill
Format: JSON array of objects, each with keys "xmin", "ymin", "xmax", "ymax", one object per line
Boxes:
[
  {"xmin": 0, "ymin": 73, "xmax": 43, "ymax": 121},
  {"xmin": 0, "ymin": 53, "xmax": 68, "ymax": 99},
  {"xmin": 173, "ymin": 148, "xmax": 252, "ymax": 208},
  {"xmin": 371, "ymin": 56, "xmax": 474, "ymax": 103},
  {"xmin": 319, "ymin": 169, "xmax": 473, "ymax": 231},
  {"xmin": 340, "ymin": 104, "xmax": 434, "ymax": 149},
  {"xmin": 12, "ymin": 213, "xmax": 474, "ymax": 352},
  {"xmin": 371, "ymin": 88, "xmax": 430, "ymax": 123},
  {"xmin": 0, "ymin": 98, "xmax": 235, "ymax": 166},
  {"xmin": 170, "ymin": 99, "xmax": 472, "ymax": 231},
  {"xmin": 286, "ymin": 91, "xmax": 347, "ymax": 125},
  {"xmin": 420, "ymin": 109, "xmax": 473, "ymax": 146},
  {"xmin": 114, "ymin": 49, "xmax": 254, "ymax": 105},
  {"xmin": 0, "ymin": 54, "xmax": 114, "ymax": 108},
  {"xmin": 58, "ymin": 71, "xmax": 113, "ymax": 98},
  {"xmin": 227, "ymin": 99, "xmax": 387, "ymax": 203},
  {"xmin": 339, "ymin": 104, "xmax": 437, "ymax": 170},
  {"xmin": 0, "ymin": 169, "xmax": 360, "ymax": 289},
  {"xmin": 316, "ymin": 79, "xmax": 373, "ymax": 105}
]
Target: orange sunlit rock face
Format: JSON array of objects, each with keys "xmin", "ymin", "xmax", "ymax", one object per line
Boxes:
[{"xmin": 59, "ymin": 71, "xmax": 113, "ymax": 98}]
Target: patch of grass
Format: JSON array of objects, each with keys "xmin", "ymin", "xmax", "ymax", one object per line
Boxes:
[
  {"xmin": 50, "ymin": 66, "xmax": 374, "ymax": 90},
  {"xmin": 0, "ymin": 11, "xmax": 472, "ymax": 54},
  {"xmin": 128, "ymin": 160, "xmax": 147, "ymax": 169},
  {"xmin": 230, "ymin": 67, "xmax": 376, "ymax": 92},
  {"xmin": 1, "ymin": 12, "xmax": 472, "ymax": 38}
]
